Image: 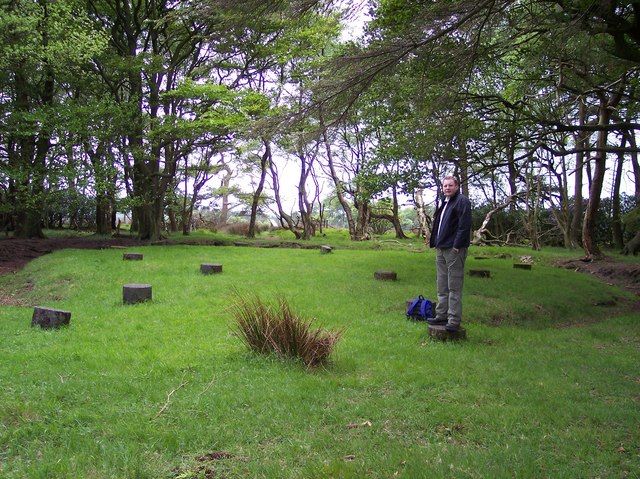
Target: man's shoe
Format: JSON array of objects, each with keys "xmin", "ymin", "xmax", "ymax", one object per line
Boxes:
[
  {"xmin": 427, "ymin": 317, "xmax": 447, "ymax": 325},
  {"xmin": 445, "ymin": 323, "xmax": 460, "ymax": 332}
]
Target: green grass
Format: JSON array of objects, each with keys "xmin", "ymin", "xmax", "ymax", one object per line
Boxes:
[{"xmin": 0, "ymin": 244, "xmax": 638, "ymax": 478}]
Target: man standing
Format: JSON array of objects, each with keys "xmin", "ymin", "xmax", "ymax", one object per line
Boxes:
[{"xmin": 427, "ymin": 176, "xmax": 472, "ymax": 332}]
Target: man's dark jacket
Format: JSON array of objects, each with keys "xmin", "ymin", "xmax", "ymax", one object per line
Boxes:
[{"xmin": 429, "ymin": 191, "xmax": 472, "ymax": 249}]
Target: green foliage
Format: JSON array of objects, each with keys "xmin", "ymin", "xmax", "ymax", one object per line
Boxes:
[
  {"xmin": 158, "ymin": 81, "xmax": 266, "ymax": 139},
  {"xmin": 0, "ymin": 0, "xmax": 106, "ymax": 73},
  {"xmin": 623, "ymin": 206, "xmax": 640, "ymax": 232}
]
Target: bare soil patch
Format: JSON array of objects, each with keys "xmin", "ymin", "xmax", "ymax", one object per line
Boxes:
[
  {"xmin": 0, "ymin": 236, "xmax": 141, "ymax": 275},
  {"xmin": 556, "ymin": 257, "xmax": 640, "ymax": 297}
]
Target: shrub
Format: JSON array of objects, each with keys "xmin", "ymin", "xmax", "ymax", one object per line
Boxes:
[
  {"xmin": 230, "ymin": 294, "xmax": 343, "ymax": 368},
  {"xmin": 220, "ymin": 221, "xmax": 271, "ymax": 236},
  {"xmin": 221, "ymin": 222, "xmax": 250, "ymax": 236}
]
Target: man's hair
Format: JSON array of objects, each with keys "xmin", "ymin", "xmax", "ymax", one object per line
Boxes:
[{"xmin": 442, "ymin": 175, "xmax": 459, "ymax": 186}]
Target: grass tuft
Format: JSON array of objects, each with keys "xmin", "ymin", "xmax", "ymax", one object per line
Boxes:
[{"xmin": 230, "ymin": 293, "xmax": 342, "ymax": 368}]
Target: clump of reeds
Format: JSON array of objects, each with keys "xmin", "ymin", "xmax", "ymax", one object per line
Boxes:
[{"xmin": 231, "ymin": 294, "xmax": 342, "ymax": 368}]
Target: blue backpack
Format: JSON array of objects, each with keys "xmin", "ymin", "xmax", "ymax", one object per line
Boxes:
[{"xmin": 406, "ymin": 295, "xmax": 433, "ymax": 321}]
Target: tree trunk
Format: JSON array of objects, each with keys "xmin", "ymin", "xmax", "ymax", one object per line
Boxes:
[
  {"xmin": 458, "ymin": 142, "xmax": 469, "ymax": 197},
  {"xmin": 95, "ymin": 194, "xmax": 111, "ymax": 235},
  {"xmin": 623, "ymin": 130, "xmax": 640, "ymax": 201},
  {"xmin": 413, "ymin": 189, "xmax": 430, "ymax": 241},
  {"xmin": 11, "ymin": 53, "xmax": 52, "ymax": 238},
  {"xmin": 269, "ymin": 157, "xmax": 301, "ymax": 239},
  {"xmin": 167, "ymin": 207, "xmax": 178, "ymax": 233},
  {"xmin": 354, "ymin": 198, "xmax": 371, "ymax": 240},
  {"xmin": 217, "ymin": 163, "xmax": 233, "ymax": 226},
  {"xmin": 472, "ymin": 194, "xmax": 519, "ymax": 245},
  {"xmin": 322, "ymin": 126, "xmax": 357, "ymax": 239},
  {"xmin": 297, "ymin": 146, "xmax": 316, "ymax": 240},
  {"xmin": 371, "ymin": 185, "xmax": 407, "ymax": 239},
  {"xmin": 248, "ymin": 140, "xmax": 270, "ymax": 238},
  {"xmin": 583, "ymin": 91, "xmax": 619, "ymax": 259},
  {"xmin": 570, "ymin": 98, "xmax": 587, "ymax": 247},
  {"xmin": 506, "ymin": 123, "xmax": 518, "ymax": 214},
  {"xmin": 611, "ymin": 136, "xmax": 625, "ymax": 249}
]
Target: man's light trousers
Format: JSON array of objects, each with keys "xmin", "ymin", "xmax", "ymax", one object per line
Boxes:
[{"xmin": 435, "ymin": 247, "xmax": 468, "ymax": 326}]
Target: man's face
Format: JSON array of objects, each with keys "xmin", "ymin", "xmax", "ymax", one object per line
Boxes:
[{"xmin": 442, "ymin": 179, "xmax": 459, "ymax": 198}]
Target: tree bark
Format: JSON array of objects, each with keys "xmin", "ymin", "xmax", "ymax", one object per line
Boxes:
[
  {"xmin": 611, "ymin": 136, "xmax": 626, "ymax": 249},
  {"xmin": 582, "ymin": 90, "xmax": 620, "ymax": 259},
  {"xmin": 472, "ymin": 194, "xmax": 519, "ymax": 245},
  {"xmin": 623, "ymin": 130, "xmax": 640, "ymax": 201},
  {"xmin": 248, "ymin": 140, "xmax": 270, "ymax": 238},
  {"xmin": 296, "ymin": 143, "xmax": 316, "ymax": 240},
  {"xmin": 269, "ymin": 157, "xmax": 301, "ymax": 239},
  {"xmin": 570, "ymin": 98, "xmax": 587, "ymax": 247},
  {"xmin": 322, "ymin": 125, "xmax": 357, "ymax": 239},
  {"xmin": 371, "ymin": 185, "xmax": 407, "ymax": 239},
  {"xmin": 413, "ymin": 189, "xmax": 430, "ymax": 241}
]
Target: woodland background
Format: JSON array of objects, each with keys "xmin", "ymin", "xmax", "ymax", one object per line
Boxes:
[{"xmin": 2, "ymin": 0, "xmax": 639, "ymax": 259}]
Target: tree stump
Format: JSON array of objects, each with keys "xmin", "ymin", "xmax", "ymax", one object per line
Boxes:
[
  {"xmin": 474, "ymin": 256, "xmax": 490, "ymax": 260},
  {"xmin": 374, "ymin": 270, "xmax": 397, "ymax": 281},
  {"xmin": 469, "ymin": 269, "xmax": 491, "ymax": 278},
  {"xmin": 123, "ymin": 284, "xmax": 152, "ymax": 304},
  {"xmin": 320, "ymin": 245, "xmax": 333, "ymax": 254},
  {"xmin": 428, "ymin": 324, "xmax": 467, "ymax": 341},
  {"xmin": 513, "ymin": 263, "xmax": 532, "ymax": 270},
  {"xmin": 123, "ymin": 252, "xmax": 143, "ymax": 261},
  {"xmin": 201, "ymin": 263, "xmax": 223, "ymax": 274},
  {"xmin": 31, "ymin": 306, "xmax": 71, "ymax": 329}
]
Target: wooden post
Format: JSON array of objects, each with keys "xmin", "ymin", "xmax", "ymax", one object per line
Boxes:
[
  {"xmin": 201, "ymin": 263, "xmax": 223, "ymax": 274},
  {"xmin": 469, "ymin": 269, "xmax": 491, "ymax": 278},
  {"xmin": 374, "ymin": 270, "xmax": 397, "ymax": 281},
  {"xmin": 123, "ymin": 252, "xmax": 143, "ymax": 261},
  {"xmin": 513, "ymin": 263, "xmax": 532, "ymax": 270},
  {"xmin": 123, "ymin": 284, "xmax": 152, "ymax": 304},
  {"xmin": 31, "ymin": 306, "xmax": 71, "ymax": 329},
  {"xmin": 428, "ymin": 324, "xmax": 467, "ymax": 341},
  {"xmin": 320, "ymin": 245, "xmax": 333, "ymax": 254}
]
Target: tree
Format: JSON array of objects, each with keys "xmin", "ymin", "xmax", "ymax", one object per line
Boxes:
[{"xmin": 0, "ymin": 0, "xmax": 106, "ymax": 237}]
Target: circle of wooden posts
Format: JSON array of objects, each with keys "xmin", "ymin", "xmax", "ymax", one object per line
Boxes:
[
  {"xmin": 374, "ymin": 270, "xmax": 397, "ymax": 281},
  {"xmin": 123, "ymin": 252, "xmax": 143, "ymax": 261},
  {"xmin": 201, "ymin": 263, "xmax": 223, "ymax": 275},
  {"xmin": 31, "ymin": 306, "xmax": 71, "ymax": 329},
  {"xmin": 469, "ymin": 269, "xmax": 491, "ymax": 278},
  {"xmin": 428, "ymin": 324, "xmax": 467, "ymax": 341},
  {"xmin": 123, "ymin": 283, "xmax": 152, "ymax": 304},
  {"xmin": 513, "ymin": 263, "xmax": 532, "ymax": 270},
  {"xmin": 320, "ymin": 245, "xmax": 333, "ymax": 254}
]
